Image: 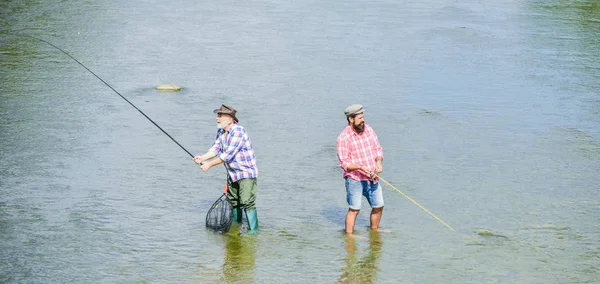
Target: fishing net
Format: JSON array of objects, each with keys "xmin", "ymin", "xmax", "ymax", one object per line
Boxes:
[{"xmin": 206, "ymin": 186, "xmax": 233, "ymax": 233}]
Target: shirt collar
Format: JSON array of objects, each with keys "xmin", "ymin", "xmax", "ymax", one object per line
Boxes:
[{"xmin": 218, "ymin": 123, "xmax": 239, "ymax": 134}]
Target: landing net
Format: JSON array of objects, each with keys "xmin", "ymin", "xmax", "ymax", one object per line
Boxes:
[{"xmin": 206, "ymin": 193, "xmax": 233, "ymax": 233}]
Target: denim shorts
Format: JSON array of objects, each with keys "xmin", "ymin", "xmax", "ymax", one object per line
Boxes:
[{"xmin": 345, "ymin": 177, "xmax": 384, "ymax": 210}]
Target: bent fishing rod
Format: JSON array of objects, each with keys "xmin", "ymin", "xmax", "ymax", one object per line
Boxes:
[
  {"xmin": 23, "ymin": 35, "xmax": 194, "ymax": 158},
  {"xmin": 373, "ymin": 173, "xmax": 455, "ymax": 231}
]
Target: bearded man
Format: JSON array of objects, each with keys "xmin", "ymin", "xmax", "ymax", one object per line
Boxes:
[
  {"xmin": 336, "ymin": 104, "xmax": 384, "ymax": 234},
  {"xmin": 194, "ymin": 104, "xmax": 259, "ymax": 233}
]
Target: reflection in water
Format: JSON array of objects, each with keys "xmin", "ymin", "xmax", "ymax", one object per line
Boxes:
[
  {"xmin": 338, "ymin": 231, "xmax": 383, "ymax": 284},
  {"xmin": 222, "ymin": 231, "xmax": 256, "ymax": 284}
]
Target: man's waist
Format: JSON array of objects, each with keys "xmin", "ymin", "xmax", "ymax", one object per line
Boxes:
[
  {"xmin": 227, "ymin": 168, "xmax": 258, "ymax": 181},
  {"xmin": 343, "ymin": 171, "xmax": 375, "ymax": 180}
]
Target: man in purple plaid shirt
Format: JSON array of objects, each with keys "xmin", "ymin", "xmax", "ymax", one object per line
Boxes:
[{"xmin": 194, "ymin": 104, "xmax": 259, "ymax": 233}]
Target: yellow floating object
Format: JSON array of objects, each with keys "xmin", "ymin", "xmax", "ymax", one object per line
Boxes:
[{"xmin": 155, "ymin": 84, "xmax": 181, "ymax": 91}]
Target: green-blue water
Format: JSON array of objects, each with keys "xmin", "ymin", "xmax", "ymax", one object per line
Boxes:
[{"xmin": 1, "ymin": 1, "xmax": 599, "ymax": 283}]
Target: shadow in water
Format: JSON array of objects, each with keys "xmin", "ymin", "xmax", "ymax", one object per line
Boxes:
[
  {"xmin": 338, "ymin": 230, "xmax": 383, "ymax": 284},
  {"xmin": 222, "ymin": 229, "xmax": 257, "ymax": 283}
]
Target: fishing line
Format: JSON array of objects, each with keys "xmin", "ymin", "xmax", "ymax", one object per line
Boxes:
[
  {"xmin": 11, "ymin": 34, "xmax": 234, "ymax": 232},
  {"xmin": 375, "ymin": 174, "xmax": 455, "ymax": 231},
  {"xmin": 22, "ymin": 35, "xmax": 194, "ymax": 158}
]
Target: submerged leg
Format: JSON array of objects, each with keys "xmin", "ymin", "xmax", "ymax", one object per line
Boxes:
[
  {"xmin": 237, "ymin": 178, "xmax": 258, "ymax": 233},
  {"xmin": 245, "ymin": 209, "xmax": 259, "ymax": 233},
  {"xmin": 232, "ymin": 207, "xmax": 243, "ymax": 223},
  {"xmin": 345, "ymin": 209, "xmax": 360, "ymax": 234},
  {"xmin": 370, "ymin": 207, "xmax": 383, "ymax": 230},
  {"xmin": 226, "ymin": 181, "xmax": 242, "ymax": 223}
]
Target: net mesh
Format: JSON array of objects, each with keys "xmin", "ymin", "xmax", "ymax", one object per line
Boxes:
[{"xmin": 206, "ymin": 193, "xmax": 233, "ymax": 233}]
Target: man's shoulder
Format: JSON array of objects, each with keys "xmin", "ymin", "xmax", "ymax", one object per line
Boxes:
[
  {"xmin": 364, "ymin": 124, "xmax": 377, "ymax": 134},
  {"xmin": 229, "ymin": 124, "xmax": 246, "ymax": 133},
  {"xmin": 337, "ymin": 126, "xmax": 352, "ymax": 139}
]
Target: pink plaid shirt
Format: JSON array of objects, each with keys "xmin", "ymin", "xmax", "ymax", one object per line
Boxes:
[{"xmin": 336, "ymin": 124, "xmax": 383, "ymax": 181}]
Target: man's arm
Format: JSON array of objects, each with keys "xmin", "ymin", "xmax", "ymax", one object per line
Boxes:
[
  {"xmin": 375, "ymin": 156, "xmax": 383, "ymax": 174},
  {"xmin": 200, "ymin": 155, "xmax": 224, "ymax": 172},
  {"xmin": 347, "ymin": 163, "xmax": 374, "ymax": 175},
  {"xmin": 337, "ymin": 135, "xmax": 372, "ymax": 175},
  {"xmin": 193, "ymin": 150, "xmax": 216, "ymax": 165},
  {"xmin": 372, "ymin": 127, "xmax": 384, "ymax": 174},
  {"xmin": 218, "ymin": 128, "xmax": 245, "ymax": 163}
]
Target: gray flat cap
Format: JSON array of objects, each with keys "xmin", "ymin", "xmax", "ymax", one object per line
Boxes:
[{"xmin": 344, "ymin": 104, "xmax": 364, "ymax": 117}]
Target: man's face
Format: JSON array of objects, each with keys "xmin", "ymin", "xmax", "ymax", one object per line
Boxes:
[
  {"xmin": 216, "ymin": 114, "xmax": 233, "ymax": 129},
  {"xmin": 350, "ymin": 113, "xmax": 365, "ymax": 133}
]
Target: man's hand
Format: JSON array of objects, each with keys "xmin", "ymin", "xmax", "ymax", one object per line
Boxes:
[
  {"xmin": 193, "ymin": 156, "xmax": 204, "ymax": 165},
  {"xmin": 359, "ymin": 165, "xmax": 370, "ymax": 174},
  {"xmin": 359, "ymin": 165, "xmax": 373, "ymax": 178},
  {"xmin": 375, "ymin": 157, "xmax": 383, "ymax": 175},
  {"xmin": 375, "ymin": 164, "xmax": 383, "ymax": 174}
]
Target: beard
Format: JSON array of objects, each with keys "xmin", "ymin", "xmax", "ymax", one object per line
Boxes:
[
  {"xmin": 217, "ymin": 121, "xmax": 228, "ymax": 129},
  {"xmin": 352, "ymin": 122, "xmax": 365, "ymax": 133}
]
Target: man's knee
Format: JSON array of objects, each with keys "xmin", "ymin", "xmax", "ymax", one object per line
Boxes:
[{"xmin": 372, "ymin": 206, "xmax": 383, "ymax": 213}]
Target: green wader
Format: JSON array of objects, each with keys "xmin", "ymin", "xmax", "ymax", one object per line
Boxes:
[{"xmin": 227, "ymin": 178, "xmax": 258, "ymax": 233}]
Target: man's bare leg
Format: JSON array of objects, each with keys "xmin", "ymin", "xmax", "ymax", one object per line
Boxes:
[
  {"xmin": 345, "ymin": 209, "xmax": 360, "ymax": 234},
  {"xmin": 370, "ymin": 207, "xmax": 383, "ymax": 230}
]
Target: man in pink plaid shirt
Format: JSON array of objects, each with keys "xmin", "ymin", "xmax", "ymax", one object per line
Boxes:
[{"xmin": 336, "ymin": 104, "xmax": 384, "ymax": 234}]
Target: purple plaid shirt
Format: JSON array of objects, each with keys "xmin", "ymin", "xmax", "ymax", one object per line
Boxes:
[{"xmin": 210, "ymin": 123, "xmax": 258, "ymax": 182}]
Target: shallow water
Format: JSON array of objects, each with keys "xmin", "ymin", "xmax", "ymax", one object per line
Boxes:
[{"xmin": 1, "ymin": 0, "xmax": 599, "ymax": 283}]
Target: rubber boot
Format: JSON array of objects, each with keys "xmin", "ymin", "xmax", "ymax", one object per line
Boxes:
[
  {"xmin": 232, "ymin": 207, "xmax": 243, "ymax": 223},
  {"xmin": 245, "ymin": 209, "xmax": 259, "ymax": 234}
]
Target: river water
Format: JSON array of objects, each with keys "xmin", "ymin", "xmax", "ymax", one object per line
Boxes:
[{"xmin": 1, "ymin": 0, "xmax": 599, "ymax": 283}]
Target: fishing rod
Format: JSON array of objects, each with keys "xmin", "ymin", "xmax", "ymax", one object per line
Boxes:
[
  {"xmin": 374, "ymin": 174, "xmax": 455, "ymax": 231},
  {"xmin": 23, "ymin": 35, "xmax": 195, "ymax": 158}
]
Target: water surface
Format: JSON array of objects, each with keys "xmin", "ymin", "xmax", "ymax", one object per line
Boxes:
[{"xmin": 1, "ymin": 0, "xmax": 599, "ymax": 283}]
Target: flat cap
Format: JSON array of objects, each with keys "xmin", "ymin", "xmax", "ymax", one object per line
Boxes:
[{"xmin": 344, "ymin": 104, "xmax": 364, "ymax": 117}]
